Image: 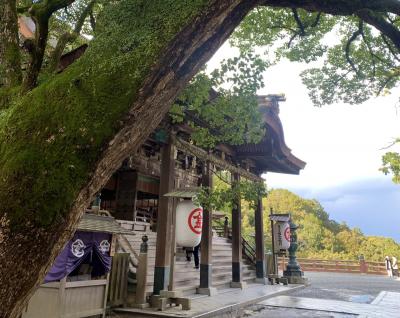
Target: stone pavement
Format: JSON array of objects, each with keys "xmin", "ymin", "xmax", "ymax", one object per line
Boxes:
[
  {"xmin": 112, "ymin": 283, "xmax": 304, "ymax": 317},
  {"xmin": 291, "ymin": 272, "xmax": 400, "ymax": 301},
  {"xmin": 258, "ymin": 290, "xmax": 400, "ymax": 318}
]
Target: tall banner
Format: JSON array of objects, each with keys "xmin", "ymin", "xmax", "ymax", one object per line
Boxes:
[{"xmin": 274, "ymin": 221, "xmax": 291, "ymax": 250}]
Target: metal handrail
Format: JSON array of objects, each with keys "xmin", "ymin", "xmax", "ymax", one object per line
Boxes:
[
  {"xmin": 213, "ymin": 223, "xmax": 257, "ymax": 266},
  {"xmin": 241, "ymin": 237, "xmax": 256, "ymax": 265}
]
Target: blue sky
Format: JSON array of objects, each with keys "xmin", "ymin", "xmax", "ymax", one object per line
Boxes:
[
  {"xmin": 208, "ymin": 44, "xmax": 400, "ymax": 242},
  {"xmin": 272, "ymin": 178, "xmax": 400, "ymax": 242}
]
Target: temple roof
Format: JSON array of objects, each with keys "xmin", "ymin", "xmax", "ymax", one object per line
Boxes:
[{"xmin": 233, "ymin": 95, "xmax": 306, "ymax": 175}]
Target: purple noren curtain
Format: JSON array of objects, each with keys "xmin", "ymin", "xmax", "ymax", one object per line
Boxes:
[{"xmin": 44, "ymin": 231, "xmax": 112, "ymax": 283}]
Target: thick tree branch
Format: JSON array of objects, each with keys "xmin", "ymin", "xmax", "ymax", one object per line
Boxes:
[
  {"xmin": 259, "ymin": 0, "xmax": 400, "ymax": 17},
  {"xmin": 47, "ymin": 0, "xmax": 95, "ymax": 73},
  {"xmin": 356, "ymin": 9, "xmax": 400, "ymax": 51},
  {"xmin": 310, "ymin": 12, "xmax": 322, "ymax": 28},
  {"xmin": 0, "ymin": 0, "xmax": 22, "ymax": 87},
  {"xmin": 291, "ymin": 8, "xmax": 305, "ymax": 36},
  {"xmin": 345, "ymin": 20, "xmax": 363, "ymax": 76},
  {"xmin": 22, "ymin": 0, "xmax": 76, "ymax": 91},
  {"xmin": 381, "ymin": 34, "xmax": 400, "ymax": 62},
  {"xmin": 257, "ymin": 0, "xmax": 400, "ymax": 53}
]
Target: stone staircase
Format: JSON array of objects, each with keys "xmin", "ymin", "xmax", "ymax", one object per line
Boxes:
[{"xmin": 118, "ymin": 231, "xmax": 257, "ymax": 296}]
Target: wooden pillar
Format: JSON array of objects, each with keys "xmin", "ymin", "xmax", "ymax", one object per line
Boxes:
[
  {"xmin": 168, "ymin": 199, "xmax": 177, "ymax": 291},
  {"xmin": 255, "ymin": 195, "xmax": 267, "ymax": 283},
  {"xmin": 231, "ymin": 173, "xmax": 246, "ymax": 288},
  {"xmin": 135, "ymin": 236, "xmax": 149, "ymax": 307},
  {"xmin": 197, "ymin": 160, "xmax": 217, "ymax": 295},
  {"xmin": 115, "ymin": 170, "xmax": 138, "ymax": 220},
  {"xmin": 153, "ymin": 141, "xmax": 175, "ymax": 295}
]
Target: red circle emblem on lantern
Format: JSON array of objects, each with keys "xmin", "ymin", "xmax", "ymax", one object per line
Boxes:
[
  {"xmin": 188, "ymin": 208, "xmax": 203, "ymax": 235},
  {"xmin": 284, "ymin": 227, "xmax": 291, "ymax": 242}
]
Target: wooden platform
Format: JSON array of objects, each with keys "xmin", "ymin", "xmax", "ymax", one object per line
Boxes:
[{"xmin": 113, "ymin": 283, "xmax": 304, "ymax": 317}]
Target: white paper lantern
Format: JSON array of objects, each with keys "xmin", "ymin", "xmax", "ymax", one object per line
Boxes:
[
  {"xmin": 274, "ymin": 221, "xmax": 290, "ymax": 250},
  {"xmin": 175, "ymin": 200, "xmax": 202, "ymax": 247}
]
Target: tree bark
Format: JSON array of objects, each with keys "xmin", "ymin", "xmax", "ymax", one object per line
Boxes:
[
  {"xmin": 0, "ymin": 0, "xmax": 22, "ymax": 87},
  {"xmin": 0, "ymin": 0, "xmax": 258, "ymax": 317}
]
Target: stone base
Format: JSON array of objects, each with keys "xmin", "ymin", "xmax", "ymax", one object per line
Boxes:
[
  {"xmin": 131, "ymin": 303, "xmax": 150, "ymax": 309},
  {"xmin": 160, "ymin": 290, "xmax": 183, "ymax": 298},
  {"xmin": 255, "ymin": 277, "xmax": 269, "ymax": 285},
  {"xmin": 230, "ymin": 281, "xmax": 247, "ymax": 289},
  {"xmin": 150, "ymin": 294, "xmax": 191, "ymax": 311},
  {"xmin": 285, "ymin": 276, "xmax": 309, "ymax": 285},
  {"xmin": 196, "ymin": 287, "xmax": 218, "ymax": 296}
]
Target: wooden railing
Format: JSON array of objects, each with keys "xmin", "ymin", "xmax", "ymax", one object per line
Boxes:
[
  {"xmin": 278, "ymin": 257, "xmax": 387, "ymax": 275},
  {"xmin": 214, "ymin": 221, "xmax": 387, "ymax": 276},
  {"xmin": 117, "ymin": 235, "xmax": 139, "ymax": 269},
  {"xmin": 108, "ymin": 253, "xmax": 129, "ymax": 307}
]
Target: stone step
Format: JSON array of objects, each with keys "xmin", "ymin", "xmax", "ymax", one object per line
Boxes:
[
  {"xmin": 212, "ymin": 250, "xmax": 232, "ymax": 257},
  {"xmin": 143, "ymin": 264, "xmax": 255, "ymax": 278},
  {"xmin": 174, "ymin": 274, "xmax": 256, "ymax": 296},
  {"xmin": 144, "ymin": 266, "xmax": 255, "ymax": 285},
  {"xmin": 121, "ymin": 232, "xmax": 257, "ymax": 297}
]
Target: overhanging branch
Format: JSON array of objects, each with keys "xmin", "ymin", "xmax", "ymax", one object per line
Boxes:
[
  {"xmin": 47, "ymin": 0, "xmax": 95, "ymax": 73},
  {"xmin": 292, "ymin": 8, "xmax": 305, "ymax": 36},
  {"xmin": 22, "ymin": 0, "xmax": 76, "ymax": 91},
  {"xmin": 356, "ymin": 9, "xmax": 400, "ymax": 51},
  {"xmin": 258, "ymin": 0, "xmax": 400, "ymax": 17},
  {"xmin": 345, "ymin": 20, "xmax": 363, "ymax": 76}
]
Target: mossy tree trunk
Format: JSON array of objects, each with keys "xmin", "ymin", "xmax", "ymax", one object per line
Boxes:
[{"xmin": 0, "ymin": 1, "xmax": 259, "ymax": 317}]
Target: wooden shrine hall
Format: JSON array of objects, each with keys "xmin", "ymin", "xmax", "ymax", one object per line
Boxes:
[{"xmin": 98, "ymin": 94, "xmax": 306, "ymax": 302}]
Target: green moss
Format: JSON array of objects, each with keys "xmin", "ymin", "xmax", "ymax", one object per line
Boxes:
[
  {"xmin": 0, "ymin": 86, "xmax": 20, "ymax": 111},
  {"xmin": 0, "ymin": 0, "xmax": 209, "ymax": 227}
]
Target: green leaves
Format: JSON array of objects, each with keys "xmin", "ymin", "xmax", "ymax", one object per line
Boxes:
[
  {"xmin": 195, "ymin": 174, "xmax": 267, "ymax": 212},
  {"xmin": 380, "ymin": 139, "xmax": 400, "ymax": 183},
  {"xmin": 171, "ymin": 51, "xmax": 267, "ymax": 148}
]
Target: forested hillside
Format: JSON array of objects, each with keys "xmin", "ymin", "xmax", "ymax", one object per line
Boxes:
[{"xmin": 240, "ymin": 189, "xmax": 400, "ymax": 262}]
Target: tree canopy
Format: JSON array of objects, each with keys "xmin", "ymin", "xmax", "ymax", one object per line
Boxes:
[{"xmin": 230, "ymin": 5, "xmax": 400, "ymax": 183}]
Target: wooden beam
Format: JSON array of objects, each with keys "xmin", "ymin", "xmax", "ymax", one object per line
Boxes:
[{"xmin": 174, "ymin": 137, "xmax": 262, "ymax": 182}]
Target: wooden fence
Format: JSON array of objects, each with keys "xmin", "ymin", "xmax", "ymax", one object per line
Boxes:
[
  {"xmin": 108, "ymin": 253, "xmax": 129, "ymax": 307},
  {"xmin": 278, "ymin": 257, "xmax": 387, "ymax": 275}
]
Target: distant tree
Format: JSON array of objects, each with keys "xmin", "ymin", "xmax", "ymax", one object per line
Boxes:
[
  {"xmin": 380, "ymin": 139, "xmax": 400, "ymax": 183},
  {"xmin": 263, "ymin": 189, "xmax": 400, "ymax": 261}
]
